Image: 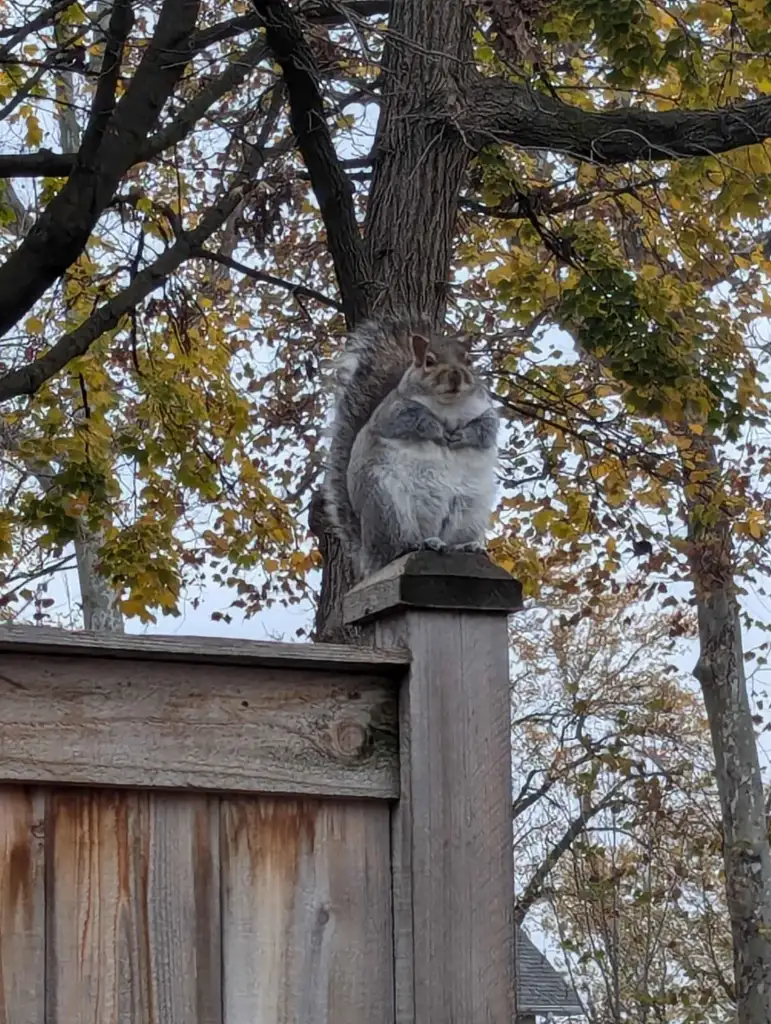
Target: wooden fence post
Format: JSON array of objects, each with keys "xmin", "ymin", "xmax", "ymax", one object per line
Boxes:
[{"xmin": 344, "ymin": 550, "xmax": 523, "ymax": 1024}]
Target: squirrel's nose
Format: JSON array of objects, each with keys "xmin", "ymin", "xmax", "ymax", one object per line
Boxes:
[{"xmin": 448, "ymin": 368, "xmax": 462, "ymax": 391}]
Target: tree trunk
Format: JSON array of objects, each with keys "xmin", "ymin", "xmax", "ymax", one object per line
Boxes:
[
  {"xmin": 73, "ymin": 527, "xmax": 124, "ymax": 631},
  {"xmin": 688, "ymin": 441, "xmax": 771, "ymax": 1024},
  {"xmin": 362, "ymin": 0, "xmax": 472, "ymax": 320},
  {"xmin": 314, "ymin": 0, "xmax": 473, "ymax": 640},
  {"xmin": 55, "ymin": 4, "xmax": 124, "ymax": 634}
]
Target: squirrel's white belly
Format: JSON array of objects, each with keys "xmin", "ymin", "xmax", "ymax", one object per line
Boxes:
[{"xmin": 377, "ymin": 439, "xmax": 496, "ymax": 539}]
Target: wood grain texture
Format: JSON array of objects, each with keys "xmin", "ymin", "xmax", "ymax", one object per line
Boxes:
[
  {"xmin": 0, "ymin": 654, "xmax": 399, "ymax": 798},
  {"xmin": 46, "ymin": 789, "xmax": 221, "ymax": 1024},
  {"xmin": 375, "ymin": 619, "xmax": 415, "ymax": 1024},
  {"xmin": 0, "ymin": 786, "xmax": 46, "ymax": 1024},
  {"xmin": 0, "ymin": 624, "xmax": 409, "ymax": 674},
  {"xmin": 381, "ymin": 609, "xmax": 515, "ymax": 1024},
  {"xmin": 221, "ymin": 797, "xmax": 394, "ymax": 1024}
]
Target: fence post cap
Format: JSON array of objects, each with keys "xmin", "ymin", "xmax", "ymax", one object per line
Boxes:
[{"xmin": 343, "ymin": 550, "xmax": 523, "ymax": 626}]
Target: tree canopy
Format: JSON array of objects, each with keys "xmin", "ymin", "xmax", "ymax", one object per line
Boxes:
[{"xmin": 0, "ymin": 0, "xmax": 770, "ymax": 628}]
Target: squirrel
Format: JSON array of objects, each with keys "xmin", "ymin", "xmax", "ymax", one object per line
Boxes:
[{"xmin": 324, "ymin": 315, "xmax": 498, "ymax": 580}]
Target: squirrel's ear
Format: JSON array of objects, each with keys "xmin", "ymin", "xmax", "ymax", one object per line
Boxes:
[{"xmin": 411, "ymin": 334, "xmax": 430, "ymax": 365}]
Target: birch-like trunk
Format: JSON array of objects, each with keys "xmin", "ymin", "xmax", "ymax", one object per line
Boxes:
[
  {"xmin": 687, "ymin": 441, "xmax": 771, "ymax": 1023},
  {"xmin": 53, "ymin": 3, "xmax": 124, "ymax": 632}
]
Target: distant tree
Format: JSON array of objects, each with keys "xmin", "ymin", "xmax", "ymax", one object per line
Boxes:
[{"xmin": 511, "ymin": 584, "xmax": 735, "ymax": 1023}]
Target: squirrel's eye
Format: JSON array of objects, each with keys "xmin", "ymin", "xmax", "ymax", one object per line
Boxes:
[{"xmin": 425, "ymin": 353, "xmax": 437, "ymax": 367}]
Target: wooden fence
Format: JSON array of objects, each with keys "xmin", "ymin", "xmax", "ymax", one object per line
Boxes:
[{"xmin": 0, "ymin": 550, "xmax": 522, "ymax": 1023}]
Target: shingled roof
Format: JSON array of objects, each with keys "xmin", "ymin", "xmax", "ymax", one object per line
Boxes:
[{"xmin": 517, "ymin": 928, "xmax": 584, "ymax": 1017}]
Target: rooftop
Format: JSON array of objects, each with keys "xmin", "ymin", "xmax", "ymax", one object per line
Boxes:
[{"xmin": 517, "ymin": 928, "xmax": 584, "ymax": 1017}]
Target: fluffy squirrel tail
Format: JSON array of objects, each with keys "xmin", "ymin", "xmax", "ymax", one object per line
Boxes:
[{"xmin": 323, "ymin": 314, "xmax": 432, "ymax": 571}]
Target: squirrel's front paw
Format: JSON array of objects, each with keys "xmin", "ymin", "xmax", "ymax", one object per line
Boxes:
[
  {"xmin": 453, "ymin": 541, "xmax": 487, "ymax": 554},
  {"xmin": 421, "ymin": 537, "xmax": 447, "ymax": 553},
  {"xmin": 445, "ymin": 429, "xmax": 463, "ymax": 448}
]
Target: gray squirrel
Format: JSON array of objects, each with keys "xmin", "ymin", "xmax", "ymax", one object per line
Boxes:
[{"xmin": 324, "ymin": 315, "xmax": 498, "ymax": 579}]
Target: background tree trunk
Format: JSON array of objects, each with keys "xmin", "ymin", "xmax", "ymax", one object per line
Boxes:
[
  {"xmin": 48, "ymin": 4, "xmax": 125, "ymax": 633},
  {"xmin": 688, "ymin": 441, "xmax": 771, "ymax": 1022}
]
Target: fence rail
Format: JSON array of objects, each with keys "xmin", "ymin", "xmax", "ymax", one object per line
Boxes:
[{"xmin": 0, "ymin": 551, "xmax": 522, "ymax": 1024}]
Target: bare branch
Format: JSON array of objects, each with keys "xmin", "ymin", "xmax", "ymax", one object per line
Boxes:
[
  {"xmin": 251, "ymin": 0, "xmax": 369, "ymax": 326},
  {"xmin": 193, "ymin": 248, "xmax": 342, "ymax": 309},
  {"xmin": 0, "ymin": 0, "xmax": 75, "ymax": 63},
  {"xmin": 190, "ymin": 1, "xmax": 390, "ymax": 49},
  {"xmin": 141, "ymin": 39, "xmax": 269, "ymax": 163},
  {"xmin": 190, "ymin": 13, "xmax": 260, "ymax": 51},
  {"xmin": 466, "ymin": 78, "xmax": 771, "ymax": 164},
  {"xmin": 0, "ymin": 37, "xmax": 271, "ymax": 180},
  {"xmin": 514, "ymin": 785, "xmax": 627, "ymax": 926},
  {"xmin": 0, "ymin": 185, "xmax": 251, "ymax": 404},
  {"xmin": 0, "ymin": 0, "xmax": 201, "ymax": 338},
  {"xmin": 0, "ymin": 151, "xmax": 74, "ymax": 177},
  {"xmin": 78, "ymin": 0, "xmax": 134, "ymax": 166},
  {"xmin": 303, "ymin": 0, "xmax": 391, "ymax": 24}
]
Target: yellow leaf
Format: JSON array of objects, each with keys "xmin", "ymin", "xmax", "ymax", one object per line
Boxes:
[
  {"xmin": 532, "ymin": 508, "xmax": 554, "ymax": 533},
  {"xmin": 551, "ymin": 520, "xmax": 573, "ymax": 540},
  {"xmin": 25, "ymin": 114, "xmax": 42, "ymax": 148},
  {"xmin": 120, "ymin": 597, "xmax": 146, "ymax": 618},
  {"xmin": 25, "ymin": 316, "xmax": 43, "ymax": 333},
  {"xmin": 487, "ymin": 264, "xmax": 512, "ymax": 286}
]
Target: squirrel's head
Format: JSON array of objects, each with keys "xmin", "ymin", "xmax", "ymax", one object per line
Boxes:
[{"xmin": 402, "ymin": 332, "xmax": 481, "ymax": 403}]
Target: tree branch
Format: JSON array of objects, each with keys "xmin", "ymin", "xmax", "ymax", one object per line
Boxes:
[
  {"xmin": 0, "ymin": 186, "xmax": 251, "ymax": 404},
  {"xmin": 0, "ymin": 0, "xmax": 74, "ymax": 62},
  {"xmin": 303, "ymin": 0, "xmax": 391, "ymax": 24},
  {"xmin": 0, "ymin": 37, "xmax": 270, "ymax": 180},
  {"xmin": 193, "ymin": 248, "xmax": 342, "ymax": 309},
  {"xmin": 141, "ymin": 39, "xmax": 269, "ymax": 163},
  {"xmin": 190, "ymin": 1, "xmax": 390, "ymax": 49},
  {"xmin": 0, "ymin": 151, "xmax": 74, "ymax": 177},
  {"xmin": 251, "ymin": 0, "xmax": 369, "ymax": 326},
  {"xmin": 514, "ymin": 786, "xmax": 627, "ymax": 926},
  {"xmin": 78, "ymin": 0, "xmax": 134, "ymax": 166},
  {"xmin": 0, "ymin": 0, "xmax": 200, "ymax": 339},
  {"xmin": 4, "ymin": 54, "xmax": 771, "ymax": 184},
  {"xmin": 466, "ymin": 78, "xmax": 771, "ymax": 165}
]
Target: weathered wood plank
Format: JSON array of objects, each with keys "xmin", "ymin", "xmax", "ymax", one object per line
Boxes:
[
  {"xmin": 0, "ymin": 624, "xmax": 409, "ymax": 674},
  {"xmin": 221, "ymin": 797, "xmax": 394, "ymax": 1024},
  {"xmin": 374, "ymin": 619, "xmax": 415, "ymax": 1024},
  {"xmin": 400, "ymin": 610, "xmax": 515, "ymax": 1022},
  {"xmin": 46, "ymin": 789, "xmax": 221, "ymax": 1024},
  {"xmin": 0, "ymin": 654, "xmax": 398, "ymax": 798},
  {"xmin": 0, "ymin": 786, "xmax": 46, "ymax": 1024}
]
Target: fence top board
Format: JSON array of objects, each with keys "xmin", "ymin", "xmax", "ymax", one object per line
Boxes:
[{"xmin": 0, "ymin": 624, "xmax": 410, "ymax": 676}]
